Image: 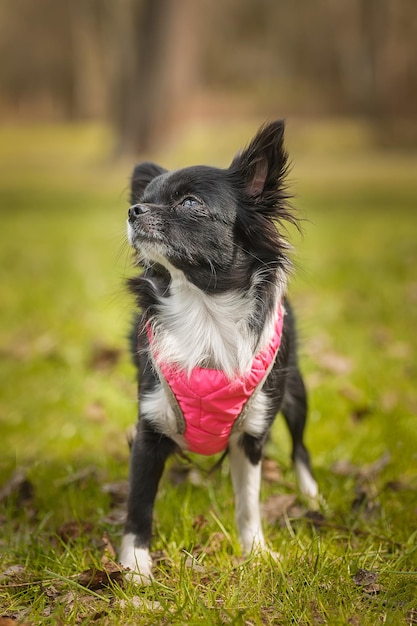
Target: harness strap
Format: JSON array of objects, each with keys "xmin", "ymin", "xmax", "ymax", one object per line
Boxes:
[{"xmin": 143, "ymin": 304, "xmax": 284, "ymax": 454}]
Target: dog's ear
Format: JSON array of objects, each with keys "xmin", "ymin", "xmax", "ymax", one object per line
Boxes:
[
  {"xmin": 228, "ymin": 120, "xmax": 288, "ymax": 204},
  {"xmin": 130, "ymin": 161, "xmax": 167, "ymax": 203}
]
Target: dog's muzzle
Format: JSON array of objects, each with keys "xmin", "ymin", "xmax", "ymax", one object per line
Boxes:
[{"xmin": 128, "ymin": 204, "xmax": 149, "ymax": 223}]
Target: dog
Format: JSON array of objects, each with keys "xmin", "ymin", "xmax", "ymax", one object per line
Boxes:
[{"xmin": 119, "ymin": 120, "xmax": 318, "ymax": 583}]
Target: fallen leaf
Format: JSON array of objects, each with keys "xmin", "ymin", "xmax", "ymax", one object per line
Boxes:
[
  {"xmin": 384, "ymin": 480, "xmax": 408, "ymax": 492},
  {"xmin": 85, "ymin": 402, "xmax": 107, "ymax": 423},
  {"xmin": 0, "ymin": 618, "xmax": 30, "ymax": 626},
  {"xmin": 262, "ymin": 494, "xmax": 297, "ymax": 524},
  {"xmin": 101, "ymin": 480, "xmax": 129, "ymax": 507},
  {"xmin": 350, "ymin": 406, "xmax": 373, "ymax": 422},
  {"xmin": 332, "ymin": 452, "xmax": 390, "ymax": 481},
  {"xmin": 78, "ymin": 561, "xmax": 125, "ymax": 590},
  {"xmin": 332, "ymin": 459, "xmax": 357, "ymax": 476},
  {"xmin": 352, "ymin": 569, "xmax": 382, "ymax": 595},
  {"xmin": 0, "ymin": 565, "xmax": 26, "ymax": 581},
  {"xmin": 59, "ymin": 590, "xmax": 76, "ymax": 611},
  {"xmin": 185, "ymin": 556, "xmax": 206, "ymax": 573},
  {"xmin": 315, "ymin": 351, "xmax": 353, "ymax": 375},
  {"xmin": 352, "ymin": 569, "xmax": 378, "ymax": 585},
  {"xmin": 58, "ymin": 520, "xmax": 94, "ymax": 543},
  {"xmin": 359, "ymin": 452, "xmax": 390, "ymax": 480},
  {"xmin": 262, "ymin": 459, "xmax": 282, "ymax": 483},
  {"xmin": 55, "ymin": 466, "xmax": 97, "ymax": 487},
  {"xmin": 100, "ymin": 532, "xmax": 117, "ymax": 563},
  {"xmin": 192, "ymin": 514, "xmax": 209, "ymax": 532},
  {"xmin": 101, "ymin": 508, "xmax": 126, "ymax": 525},
  {"xmin": 304, "ymin": 510, "xmax": 327, "ymax": 529},
  {"xmin": 0, "ymin": 470, "xmax": 33, "ymax": 505},
  {"xmin": 152, "ymin": 549, "xmax": 173, "ymax": 568},
  {"xmin": 89, "ymin": 344, "xmax": 122, "ymax": 371},
  {"xmin": 42, "ymin": 584, "xmax": 60, "ymax": 600},
  {"xmin": 203, "ymin": 532, "xmax": 226, "ymax": 555}
]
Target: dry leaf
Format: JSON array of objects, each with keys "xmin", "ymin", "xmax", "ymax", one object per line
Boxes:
[
  {"xmin": 85, "ymin": 402, "xmax": 107, "ymax": 423},
  {"xmin": 185, "ymin": 556, "xmax": 205, "ymax": 573},
  {"xmin": 100, "ymin": 532, "xmax": 117, "ymax": 562},
  {"xmin": 0, "ymin": 618, "xmax": 30, "ymax": 626},
  {"xmin": 332, "ymin": 459, "xmax": 357, "ymax": 476},
  {"xmin": 352, "ymin": 569, "xmax": 382, "ymax": 595},
  {"xmin": 58, "ymin": 520, "xmax": 94, "ymax": 543},
  {"xmin": 315, "ymin": 352, "xmax": 353, "ymax": 375},
  {"xmin": 89, "ymin": 344, "xmax": 121, "ymax": 371},
  {"xmin": 101, "ymin": 480, "xmax": 129, "ymax": 507},
  {"xmin": 101, "ymin": 508, "xmax": 126, "ymax": 525},
  {"xmin": 0, "ymin": 470, "xmax": 33, "ymax": 505},
  {"xmin": 0, "ymin": 565, "xmax": 26, "ymax": 581},
  {"xmin": 359, "ymin": 452, "xmax": 390, "ymax": 479},
  {"xmin": 78, "ymin": 561, "xmax": 125, "ymax": 590},
  {"xmin": 152, "ymin": 549, "xmax": 173, "ymax": 568},
  {"xmin": 262, "ymin": 494, "xmax": 297, "ymax": 524},
  {"xmin": 192, "ymin": 514, "xmax": 209, "ymax": 532},
  {"xmin": 55, "ymin": 466, "xmax": 97, "ymax": 487},
  {"xmin": 203, "ymin": 532, "xmax": 226, "ymax": 556},
  {"xmin": 350, "ymin": 406, "xmax": 372, "ymax": 422},
  {"xmin": 262, "ymin": 459, "xmax": 282, "ymax": 483},
  {"xmin": 332, "ymin": 452, "xmax": 390, "ymax": 480}
]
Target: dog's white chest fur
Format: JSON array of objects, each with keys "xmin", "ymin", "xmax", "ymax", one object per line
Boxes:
[
  {"xmin": 148, "ymin": 268, "xmax": 282, "ymax": 378},
  {"xmin": 140, "ymin": 268, "xmax": 283, "ymax": 447},
  {"xmin": 150, "ymin": 270, "xmax": 256, "ymax": 379}
]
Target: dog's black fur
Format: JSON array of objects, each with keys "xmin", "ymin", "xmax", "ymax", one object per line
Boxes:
[{"xmin": 119, "ymin": 121, "xmax": 317, "ymax": 582}]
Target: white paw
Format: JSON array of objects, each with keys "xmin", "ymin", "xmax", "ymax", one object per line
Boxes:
[
  {"xmin": 259, "ymin": 545, "xmax": 282, "ymax": 562},
  {"xmin": 295, "ymin": 460, "xmax": 319, "ymax": 501},
  {"xmin": 119, "ymin": 534, "xmax": 153, "ymax": 585}
]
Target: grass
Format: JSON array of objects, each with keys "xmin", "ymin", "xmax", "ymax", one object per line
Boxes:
[{"xmin": 0, "ymin": 119, "xmax": 416, "ymax": 624}]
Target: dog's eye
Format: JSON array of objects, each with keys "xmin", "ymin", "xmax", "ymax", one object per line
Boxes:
[{"xmin": 180, "ymin": 196, "xmax": 200, "ymax": 209}]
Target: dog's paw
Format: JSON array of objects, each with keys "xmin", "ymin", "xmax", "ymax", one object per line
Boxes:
[
  {"xmin": 260, "ymin": 546, "xmax": 282, "ymax": 563},
  {"xmin": 119, "ymin": 534, "xmax": 153, "ymax": 585},
  {"xmin": 249, "ymin": 543, "xmax": 282, "ymax": 564}
]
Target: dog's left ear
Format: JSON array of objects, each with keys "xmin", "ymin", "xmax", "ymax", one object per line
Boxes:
[
  {"xmin": 228, "ymin": 120, "xmax": 288, "ymax": 204},
  {"xmin": 130, "ymin": 161, "xmax": 167, "ymax": 203}
]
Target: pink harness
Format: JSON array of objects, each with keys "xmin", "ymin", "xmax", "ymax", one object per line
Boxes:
[{"xmin": 146, "ymin": 305, "xmax": 284, "ymax": 455}]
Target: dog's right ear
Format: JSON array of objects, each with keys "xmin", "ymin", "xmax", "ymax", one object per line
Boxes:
[{"xmin": 130, "ymin": 162, "xmax": 167, "ymax": 203}]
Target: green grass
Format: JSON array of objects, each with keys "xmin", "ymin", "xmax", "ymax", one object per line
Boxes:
[{"xmin": 0, "ymin": 121, "xmax": 416, "ymax": 624}]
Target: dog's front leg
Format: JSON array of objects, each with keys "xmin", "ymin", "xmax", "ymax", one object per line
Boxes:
[
  {"xmin": 229, "ymin": 437, "xmax": 266, "ymax": 554},
  {"xmin": 119, "ymin": 420, "xmax": 175, "ymax": 584}
]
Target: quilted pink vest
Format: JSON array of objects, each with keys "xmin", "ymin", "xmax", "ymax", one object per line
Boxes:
[{"xmin": 146, "ymin": 305, "xmax": 284, "ymax": 455}]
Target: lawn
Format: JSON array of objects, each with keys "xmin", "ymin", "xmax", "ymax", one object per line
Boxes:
[{"xmin": 0, "ymin": 120, "xmax": 416, "ymax": 625}]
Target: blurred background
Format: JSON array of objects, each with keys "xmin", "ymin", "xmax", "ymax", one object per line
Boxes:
[
  {"xmin": 1, "ymin": 0, "xmax": 417, "ymax": 152},
  {"xmin": 1, "ymin": 4, "xmax": 417, "ymax": 620},
  {"xmin": 0, "ymin": 0, "xmax": 416, "ymax": 477}
]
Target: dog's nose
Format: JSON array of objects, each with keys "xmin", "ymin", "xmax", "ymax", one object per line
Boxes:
[{"xmin": 128, "ymin": 204, "xmax": 149, "ymax": 222}]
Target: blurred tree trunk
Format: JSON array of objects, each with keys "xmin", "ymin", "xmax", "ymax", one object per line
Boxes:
[
  {"xmin": 111, "ymin": 0, "xmax": 204, "ymax": 156},
  {"xmin": 68, "ymin": 0, "xmax": 111, "ymax": 120}
]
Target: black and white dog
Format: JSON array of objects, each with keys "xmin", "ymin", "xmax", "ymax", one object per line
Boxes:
[{"xmin": 119, "ymin": 121, "xmax": 318, "ymax": 583}]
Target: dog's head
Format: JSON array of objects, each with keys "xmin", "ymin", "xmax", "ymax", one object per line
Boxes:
[{"xmin": 127, "ymin": 121, "xmax": 295, "ymax": 292}]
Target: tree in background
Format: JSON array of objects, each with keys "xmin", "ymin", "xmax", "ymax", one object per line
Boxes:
[{"xmin": 0, "ymin": 0, "xmax": 416, "ymax": 153}]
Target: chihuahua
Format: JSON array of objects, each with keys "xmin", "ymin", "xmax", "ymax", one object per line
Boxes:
[{"xmin": 119, "ymin": 121, "xmax": 318, "ymax": 582}]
